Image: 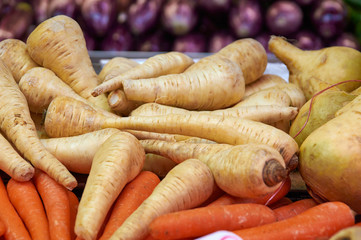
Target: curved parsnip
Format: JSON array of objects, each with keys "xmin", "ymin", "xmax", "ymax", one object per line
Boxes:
[
  {"xmin": 0, "ymin": 133, "xmax": 34, "ymax": 181},
  {"xmin": 264, "ymin": 83, "xmax": 306, "ymax": 110},
  {"xmin": 109, "ymin": 158, "xmax": 215, "ymax": 240},
  {"xmin": 26, "ymin": 15, "xmax": 111, "ymax": 111},
  {"xmin": 130, "ymin": 102, "xmax": 298, "ymax": 124},
  {"xmin": 44, "ymin": 96, "xmax": 299, "ymax": 167},
  {"xmin": 98, "ymin": 57, "xmax": 139, "ymax": 83},
  {"xmin": 93, "ymin": 51, "xmax": 194, "ymax": 96},
  {"xmin": 0, "ymin": 60, "xmax": 76, "ymax": 190},
  {"xmin": 75, "ymin": 131, "xmax": 145, "ymax": 240},
  {"xmin": 107, "ymin": 89, "xmax": 143, "ymax": 116},
  {"xmin": 244, "ymin": 74, "xmax": 287, "ymax": 98},
  {"xmin": 41, "ymin": 128, "xmax": 120, "ymax": 174},
  {"xmin": 0, "ymin": 39, "xmax": 39, "ymax": 83},
  {"xmin": 140, "ymin": 139, "xmax": 288, "ymax": 198},
  {"xmin": 233, "ymin": 88, "xmax": 292, "ymax": 108}
]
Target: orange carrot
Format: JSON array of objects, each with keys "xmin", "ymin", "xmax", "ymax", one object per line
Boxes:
[
  {"xmin": 273, "ymin": 198, "xmax": 318, "ymax": 221},
  {"xmin": 0, "ymin": 176, "xmax": 31, "ymax": 240},
  {"xmin": 6, "ymin": 178, "xmax": 50, "ymax": 240},
  {"xmin": 67, "ymin": 191, "xmax": 79, "ymax": 240},
  {"xmin": 233, "ymin": 201, "xmax": 355, "ymax": 240},
  {"xmin": 207, "ymin": 194, "xmax": 241, "ymax": 207},
  {"xmin": 149, "ymin": 203, "xmax": 276, "ymax": 240},
  {"xmin": 99, "ymin": 171, "xmax": 160, "ymax": 240},
  {"xmin": 0, "ymin": 219, "xmax": 5, "ymax": 236},
  {"xmin": 355, "ymin": 222, "xmax": 361, "ymax": 227},
  {"xmin": 34, "ymin": 170, "xmax": 72, "ymax": 240},
  {"xmin": 268, "ymin": 197, "xmax": 293, "ymax": 209}
]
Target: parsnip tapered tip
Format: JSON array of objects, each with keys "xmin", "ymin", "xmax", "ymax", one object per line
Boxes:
[
  {"xmin": 263, "ymin": 159, "xmax": 288, "ymax": 187},
  {"xmin": 64, "ymin": 176, "xmax": 78, "ymax": 191},
  {"xmin": 91, "ymin": 87, "xmax": 102, "ymax": 97}
]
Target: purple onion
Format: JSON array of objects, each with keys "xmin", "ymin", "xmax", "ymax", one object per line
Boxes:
[
  {"xmin": 198, "ymin": 0, "xmax": 231, "ymax": 15},
  {"xmin": 294, "ymin": 30, "xmax": 323, "ymax": 50},
  {"xmin": 266, "ymin": 1, "xmax": 303, "ymax": 37},
  {"xmin": 31, "ymin": 0, "xmax": 50, "ymax": 24},
  {"xmin": 311, "ymin": 0, "xmax": 347, "ymax": 39},
  {"xmin": 173, "ymin": 33, "xmax": 207, "ymax": 53},
  {"xmin": 48, "ymin": 0, "xmax": 77, "ymax": 18},
  {"xmin": 83, "ymin": 30, "xmax": 97, "ymax": 50},
  {"xmin": 229, "ymin": 0, "xmax": 263, "ymax": 38},
  {"xmin": 294, "ymin": 0, "xmax": 315, "ymax": 6},
  {"xmin": 330, "ymin": 32, "xmax": 361, "ymax": 50},
  {"xmin": 255, "ymin": 32, "xmax": 271, "ymax": 53},
  {"xmin": 81, "ymin": 0, "xmax": 117, "ymax": 37},
  {"xmin": 0, "ymin": 2, "xmax": 33, "ymax": 41},
  {"xmin": 208, "ymin": 31, "xmax": 235, "ymax": 53},
  {"xmin": 100, "ymin": 23, "xmax": 133, "ymax": 51},
  {"xmin": 161, "ymin": 0, "xmax": 198, "ymax": 36},
  {"xmin": 127, "ymin": 0, "xmax": 163, "ymax": 36},
  {"xmin": 136, "ymin": 31, "xmax": 172, "ymax": 52}
]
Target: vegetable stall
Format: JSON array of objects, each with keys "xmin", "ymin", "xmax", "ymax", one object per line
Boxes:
[{"xmin": 0, "ymin": 1, "xmax": 361, "ymax": 240}]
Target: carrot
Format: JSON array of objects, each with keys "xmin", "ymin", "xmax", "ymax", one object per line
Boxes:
[
  {"xmin": 75, "ymin": 131, "xmax": 145, "ymax": 240},
  {"xmin": 6, "ymin": 178, "xmax": 50, "ymax": 240},
  {"xmin": 94, "ymin": 54, "xmax": 244, "ymax": 110},
  {"xmin": 26, "ymin": 15, "xmax": 111, "ymax": 111},
  {"xmin": 33, "ymin": 170, "xmax": 72, "ymax": 240},
  {"xmin": 0, "ymin": 176, "xmax": 31, "ymax": 240},
  {"xmin": 41, "ymin": 128, "xmax": 120, "ymax": 174},
  {"xmin": 0, "ymin": 59, "xmax": 77, "ymax": 190},
  {"xmin": 0, "ymin": 38, "xmax": 39, "ymax": 82},
  {"xmin": 129, "ymin": 102, "xmax": 298, "ymax": 125},
  {"xmin": 233, "ymin": 201, "xmax": 355, "ymax": 240},
  {"xmin": 67, "ymin": 191, "xmax": 79, "ymax": 240},
  {"xmin": 273, "ymin": 198, "xmax": 318, "ymax": 221},
  {"xmin": 0, "ymin": 219, "xmax": 5, "ymax": 237},
  {"xmin": 108, "ymin": 158, "xmax": 215, "ymax": 240},
  {"xmin": 244, "ymin": 74, "xmax": 287, "ymax": 98},
  {"xmin": 98, "ymin": 57, "xmax": 139, "ymax": 83},
  {"xmin": 44, "ymin": 96, "xmax": 299, "ymax": 166},
  {"xmin": 149, "ymin": 203, "xmax": 276, "ymax": 240},
  {"xmin": 268, "ymin": 197, "xmax": 293, "ymax": 209},
  {"xmin": 93, "ymin": 51, "xmax": 194, "ymax": 96},
  {"xmin": 0, "ymin": 133, "xmax": 34, "ymax": 182},
  {"xmin": 99, "ymin": 171, "xmax": 160, "ymax": 240}
]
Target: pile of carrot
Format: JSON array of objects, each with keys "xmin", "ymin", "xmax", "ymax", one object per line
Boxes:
[{"xmin": 0, "ymin": 13, "xmax": 358, "ymax": 240}]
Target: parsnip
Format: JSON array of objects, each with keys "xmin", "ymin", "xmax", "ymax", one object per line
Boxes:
[
  {"xmin": 244, "ymin": 74, "xmax": 287, "ymax": 98},
  {"xmin": 98, "ymin": 57, "xmax": 139, "ymax": 83}
]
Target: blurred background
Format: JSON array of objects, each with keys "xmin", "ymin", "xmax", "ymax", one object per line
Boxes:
[{"xmin": 1, "ymin": 0, "xmax": 360, "ymax": 53}]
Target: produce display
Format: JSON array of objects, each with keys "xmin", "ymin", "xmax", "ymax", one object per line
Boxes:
[
  {"xmin": 0, "ymin": 0, "xmax": 361, "ymax": 52},
  {"xmin": 1, "ymin": 3, "xmax": 361, "ymax": 240}
]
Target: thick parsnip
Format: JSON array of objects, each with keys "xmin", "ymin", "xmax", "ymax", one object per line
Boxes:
[
  {"xmin": 109, "ymin": 158, "xmax": 215, "ymax": 240},
  {"xmin": 141, "ymin": 139, "xmax": 288, "ymax": 198},
  {"xmin": 75, "ymin": 131, "xmax": 145, "ymax": 240},
  {"xmin": 98, "ymin": 57, "xmax": 139, "ymax": 83},
  {"xmin": 0, "ymin": 59, "xmax": 76, "ymax": 190},
  {"xmin": 93, "ymin": 51, "xmax": 194, "ymax": 96},
  {"xmin": 44, "ymin": 96, "xmax": 299, "ymax": 166},
  {"xmin": 0, "ymin": 133, "xmax": 34, "ymax": 181},
  {"xmin": 244, "ymin": 74, "xmax": 287, "ymax": 98},
  {"xmin": 26, "ymin": 15, "xmax": 111, "ymax": 111},
  {"xmin": 0, "ymin": 39, "xmax": 39, "ymax": 82}
]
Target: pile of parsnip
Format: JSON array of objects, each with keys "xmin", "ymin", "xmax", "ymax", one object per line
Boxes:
[{"xmin": 5, "ymin": 14, "xmax": 356, "ymax": 240}]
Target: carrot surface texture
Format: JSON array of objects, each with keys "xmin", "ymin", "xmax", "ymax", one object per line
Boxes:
[
  {"xmin": 75, "ymin": 131, "xmax": 145, "ymax": 240},
  {"xmin": 6, "ymin": 178, "xmax": 50, "ymax": 240},
  {"xmin": 233, "ymin": 201, "xmax": 355, "ymax": 240},
  {"xmin": 44, "ymin": 96, "xmax": 299, "ymax": 167},
  {"xmin": 273, "ymin": 198, "xmax": 318, "ymax": 221},
  {"xmin": 67, "ymin": 190, "xmax": 79, "ymax": 240},
  {"xmin": 34, "ymin": 170, "xmax": 72, "ymax": 240},
  {"xmin": 0, "ymin": 133, "xmax": 34, "ymax": 181},
  {"xmin": 99, "ymin": 171, "xmax": 160, "ymax": 240},
  {"xmin": 92, "ymin": 51, "xmax": 194, "ymax": 96},
  {"xmin": 140, "ymin": 139, "xmax": 288, "ymax": 199},
  {"xmin": 26, "ymin": 15, "xmax": 111, "ymax": 112},
  {"xmin": 0, "ymin": 59, "xmax": 77, "ymax": 190},
  {"xmin": 108, "ymin": 158, "xmax": 215, "ymax": 240},
  {"xmin": 149, "ymin": 203, "xmax": 276, "ymax": 240},
  {"xmin": 0, "ymin": 219, "xmax": 5, "ymax": 237},
  {"xmin": 0, "ymin": 38, "xmax": 39, "ymax": 82},
  {"xmin": 0, "ymin": 176, "xmax": 31, "ymax": 240}
]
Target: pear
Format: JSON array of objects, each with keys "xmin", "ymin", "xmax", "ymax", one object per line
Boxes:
[
  {"xmin": 269, "ymin": 36, "xmax": 361, "ymax": 100},
  {"xmin": 289, "ymin": 89, "xmax": 357, "ymax": 146},
  {"xmin": 299, "ymin": 101, "xmax": 361, "ymax": 214}
]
